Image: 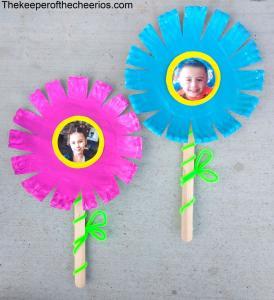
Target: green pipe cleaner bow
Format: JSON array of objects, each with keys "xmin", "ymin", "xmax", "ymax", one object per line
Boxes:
[
  {"xmin": 179, "ymin": 148, "xmax": 219, "ymax": 215},
  {"xmin": 73, "ymin": 209, "xmax": 108, "ymax": 255},
  {"xmin": 180, "ymin": 148, "xmax": 219, "ymax": 186}
]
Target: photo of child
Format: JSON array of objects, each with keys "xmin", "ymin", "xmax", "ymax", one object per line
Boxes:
[
  {"xmin": 58, "ymin": 121, "xmax": 99, "ymax": 163},
  {"xmin": 173, "ymin": 59, "xmax": 214, "ymax": 101}
]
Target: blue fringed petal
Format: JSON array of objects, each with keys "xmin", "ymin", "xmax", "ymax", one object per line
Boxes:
[
  {"xmin": 231, "ymin": 40, "xmax": 262, "ymax": 68},
  {"xmin": 192, "ymin": 118, "xmax": 218, "ymax": 144},
  {"xmin": 166, "ymin": 116, "xmax": 190, "ymax": 143},
  {"xmin": 139, "ymin": 24, "xmax": 169, "ymax": 60},
  {"xmin": 158, "ymin": 9, "xmax": 184, "ymax": 55},
  {"xmin": 126, "ymin": 46, "xmax": 156, "ymax": 70},
  {"xmin": 236, "ymin": 70, "xmax": 264, "ymax": 91},
  {"xmin": 230, "ymin": 93, "xmax": 259, "ymax": 117},
  {"xmin": 220, "ymin": 22, "xmax": 250, "ymax": 56},
  {"xmin": 212, "ymin": 111, "xmax": 242, "ymax": 138},
  {"xmin": 183, "ymin": 6, "xmax": 207, "ymax": 40},
  {"xmin": 144, "ymin": 110, "xmax": 171, "ymax": 136},
  {"xmin": 203, "ymin": 9, "xmax": 230, "ymax": 42},
  {"xmin": 125, "ymin": 69, "xmax": 152, "ymax": 91},
  {"xmin": 129, "ymin": 91, "xmax": 163, "ymax": 114}
]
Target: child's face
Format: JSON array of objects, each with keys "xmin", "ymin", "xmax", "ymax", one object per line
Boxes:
[
  {"xmin": 178, "ymin": 66, "xmax": 208, "ymax": 100},
  {"xmin": 69, "ymin": 132, "xmax": 86, "ymax": 156}
]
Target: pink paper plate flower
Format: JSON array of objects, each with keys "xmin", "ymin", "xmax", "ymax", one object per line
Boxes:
[{"xmin": 9, "ymin": 76, "xmax": 142, "ymax": 211}]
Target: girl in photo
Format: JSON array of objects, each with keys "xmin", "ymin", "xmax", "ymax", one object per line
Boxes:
[{"xmin": 64, "ymin": 122, "xmax": 98, "ymax": 162}]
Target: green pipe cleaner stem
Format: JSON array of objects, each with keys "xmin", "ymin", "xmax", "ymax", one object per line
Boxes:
[
  {"xmin": 72, "ymin": 196, "xmax": 108, "ymax": 276},
  {"xmin": 179, "ymin": 131, "xmax": 219, "ymax": 215},
  {"xmin": 179, "ymin": 197, "xmax": 196, "ymax": 215}
]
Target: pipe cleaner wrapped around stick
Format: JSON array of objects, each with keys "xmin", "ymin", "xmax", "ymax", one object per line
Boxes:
[
  {"xmin": 125, "ymin": 6, "xmax": 264, "ymax": 241},
  {"xmin": 9, "ymin": 76, "xmax": 142, "ymax": 287}
]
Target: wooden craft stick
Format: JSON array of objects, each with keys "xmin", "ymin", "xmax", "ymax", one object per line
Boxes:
[
  {"xmin": 74, "ymin": 201, "xmax": 86, "ymax": 288},
  {"xmin": 181, "ymin": 132, "xmax": 195, "ymax": 242}
]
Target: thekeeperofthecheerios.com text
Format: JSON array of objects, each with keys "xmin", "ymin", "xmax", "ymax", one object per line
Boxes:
[{"xmin": 1, "ymin": 0, "xmax": 133, "ymax": 11}]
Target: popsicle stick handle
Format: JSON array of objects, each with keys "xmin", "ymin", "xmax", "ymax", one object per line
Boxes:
[
  {"xmin": 181, "ymin": 133, "xmax": 195, "ymax": 242},
  {"xmin": 74, "ymin": 201, "xmax": 86, "ymax": 288}
]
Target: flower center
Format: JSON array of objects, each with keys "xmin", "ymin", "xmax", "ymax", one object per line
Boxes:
[
  {"xmin": 52, "ymin": 115, "xmax": 105, "ymax": 169},
  {"xmin": 166, "ymin": 51, "xmax": 221, "ymax": 106}
]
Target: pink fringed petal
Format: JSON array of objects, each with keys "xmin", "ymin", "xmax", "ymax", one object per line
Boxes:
[
  {"xmin": 45, "ymin": 80, "xmax": 67, "ymax": 104},
  {"xmin": 81, "ymin": 189, "xmax": 98, "ymax": 210},
  {"xmin": 11, "ymin": 154, "xmax": 40, "ymax": 175},
  {"xmin": 22, "ymin": 173, "xmax": 54, "ymax": 201},
  {"xmin": 104, "ymin": 94, "xmax": 129, "ymax": 116},
  {"xmin": 89, "ymin": 80, "xmax": 112, "ymax": 105},
  {"xmin": 50, "ymin": 187, "xmax": 78, "ymax": 211},
  {"xmin": 95, "ymin": 176, "xmax": 120, "ymax": 204},
  {"xmin": 50, "ymin": 190, "xmax": 66, "ymax": 210},
  {"xmin": 30, "ymin": 89, "xmax": 50, "ymax": 116},
  {"xmin": 13, "ymin": 109, "xmax": 44, "ymax": 135},
  {"xmin": 117, "ymin": 112, "xmax": 141, "ymax": 134},
  {"xmin": 9, "ymin": 130, "xmax": 36, "ymax": 152},
  {"xmin": 114, "ymin": 158, "xmax": 138, "ymax": 184},
  {"xmin": 67, "ymin": 76, "xmax": 88, "ymax": 100},
  {"xmin": 117, "ymin": 136, "xmax": 143, "ymax": 159}
]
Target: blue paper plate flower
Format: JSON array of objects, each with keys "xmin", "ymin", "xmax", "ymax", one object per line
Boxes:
[{"xmin": 125, "ymin": 6, "xmax": 264, "ymax": 143}]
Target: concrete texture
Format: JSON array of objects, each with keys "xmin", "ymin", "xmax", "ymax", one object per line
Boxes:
[{"xmin": 1, "ymin": 0, "xmax": 274, "ymax": 299}]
